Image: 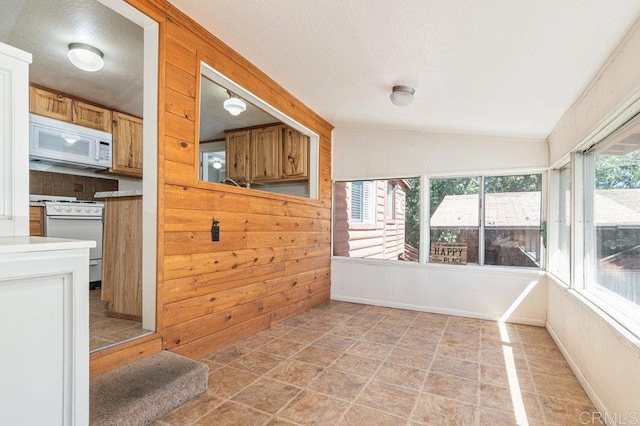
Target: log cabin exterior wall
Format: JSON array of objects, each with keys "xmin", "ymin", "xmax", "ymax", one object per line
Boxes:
[
  {"xmin": 333, "ymin": 181, "xmax": 406, "ymax": 260},
  {"xmin": 91, "ymin": 0, "xmax": 333, "ymax": 374}
]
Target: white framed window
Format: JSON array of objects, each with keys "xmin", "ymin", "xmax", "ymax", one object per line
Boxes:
[
  {"xmin": 333, "ymin": 179, "xmax": 420, "ymax": 261},
  {"xmin": 350, "ymin": 181, "xmax": 375, "ymax": 224},
  {"xmin": 581, "ymin": 114, "xmax": 640, "ymax": 333},
  {"xmin": 548, "ymin": 164, "xmax": 571, "ymax": 284},
  {"xmin": 429, "ymin": 174, "xmax": 542, "ymax": 267},
  {"xmin": 386, "ymin": 182, "xmax": 396, "ymax": 220}
]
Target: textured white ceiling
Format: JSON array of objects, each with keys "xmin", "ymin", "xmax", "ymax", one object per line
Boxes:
[
  {"xmin": 0, "ymin": 0, "xmax": 143, "ymax": 117},
  {"xmin": 170, "ymin": 0, "xmax": 640, "ymax": 138}
]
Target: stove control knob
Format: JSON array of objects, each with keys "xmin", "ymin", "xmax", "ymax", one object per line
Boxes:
[
  {"xmin": 93, "ymin": 208, "xmax": 101, "ymax": 213},
  {"xmin": 75, "ymin": 207, "xmax": 82, "ymax": 212},
  {"xmin": 65, "ymin": 207, "xmax": 72, "ymax": 212},
  {"xmin": 54, "ymin": 206, "xmax": 62, "ymax": 212}
]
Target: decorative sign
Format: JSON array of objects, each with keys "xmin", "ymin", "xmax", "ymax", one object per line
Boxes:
[{"xmin": 430, "ymin": 243, "xmax": 467, "ymax": 265}]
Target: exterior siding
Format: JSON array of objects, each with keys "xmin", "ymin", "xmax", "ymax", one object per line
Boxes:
[{"xmin": 333, "ymin": 181, "xmax": 407, "ymax": 260}]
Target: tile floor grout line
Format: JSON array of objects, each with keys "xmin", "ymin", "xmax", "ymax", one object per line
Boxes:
[
  {"xmin": 160, "ymin": 301, "xmax": 597, "ymax": 425},
  {"xmin": 408, "ymin": 314, "xmax": 449, "ymax": 425}
]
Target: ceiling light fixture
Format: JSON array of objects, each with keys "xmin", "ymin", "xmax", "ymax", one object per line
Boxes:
[
  {"xmin": 390, "ymin": 85, "xmax": 415, "ymax": 107},
  {"xmin": 212, "ymin": 158, "xmax": 222, "ymax": 169},
  {"xmin": 67, "ymin": 43, "xmax": 104, "ymax": 72},
  {"xmin": 223, "ymin": 91, "xmax": 247, "ymax": 116}
]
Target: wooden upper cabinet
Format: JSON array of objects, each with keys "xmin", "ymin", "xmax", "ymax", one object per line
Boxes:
[
  {"xmin": 224, "ymin": 124, "xmax": 310, "ymax": 185},
  {"xmin": 225, "ymin": 130, "xmax": 250, "ymax": 182},
  {"xmin": 30, "ymin": 86, "xmax": 112, "ymax": 132},
  {"xmin": 281, "ymin": 127, "xmax": 309, "ymax": 180},
  {"xmin": 72, "ymin": 101, "xmax": 112, "ymax": 132},
  {"xmin": 111, "ymin": 112, "xmax": 143, "ymax": 178},
  {"xmin": 29, "ymin": 86, "xmax": 72, "ymax": 122},
  {"xmin": 251, "ymin": 125, "xmax": 280, "ymax": 182}
]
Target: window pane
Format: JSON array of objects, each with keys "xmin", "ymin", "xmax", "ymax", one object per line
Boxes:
[
  {"xmin": 430, "ymin": 177, "xmax": 479, "ymax": 264},
  {"xmin": 386, "ymin": 183, "xmax": 396, "ymax": 220},
  {"xmin": 586, "ymin": 127, "xmax": 640, "ymax": 307},
  {"xmin": 350, "ymin": 181, "xmax": 364, "ymax": 222},
  {"xmin": 484, "ymin": 174, "xmax": 542, "ymax": 267},
  {"xmin": 551, "ymin": 165, "xmax": 571, "ymax": 282},
  {"xmin": 334, "ymin": 179, "xmax": 420, "ymax": 261}
]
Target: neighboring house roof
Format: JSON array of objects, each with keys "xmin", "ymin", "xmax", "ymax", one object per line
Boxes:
[
  {"xmin": 595, "ymin": 189, "xmax": 640, "ymax": 226},
  {"xmin": 431, "ymin": 188, "xmax": 640, "ymax": 227},
  {"xmin": 431, "ymin": 192, "xmax": 540, "ymax": 227}
]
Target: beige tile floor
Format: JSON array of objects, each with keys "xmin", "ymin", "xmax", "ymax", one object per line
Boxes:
[
  {"xmin": 157, "ymin": 301, "xmax": 600, "ymax": 425},
  {"xmin": 89, "ymin": 289, "xmax": 145, "ymax": 351}
]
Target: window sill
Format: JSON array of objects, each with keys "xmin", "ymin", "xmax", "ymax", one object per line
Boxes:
[{"xmin": 331, "ymin": 256, "xmax": 545, "ymax": 276}]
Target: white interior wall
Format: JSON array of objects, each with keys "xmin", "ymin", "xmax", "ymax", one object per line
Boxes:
[
  {"xmin": 332, "ymin": 259, "xmax": 547, "ymax": 325},
  {"xmin": 548, "ymin": 19, "xmax": 640, "ymax": 166},
  {"xmin": 547, "ymin": 278, "xmax": 640, "ymax": 422},
  {"xmin": 331, "ymin": 127, "xmax": 549, "ymax": 324},
  {"xmin": 545, "ymin": 16, "xmax": 640, "ymax": 421},
  {"xmin": 333, "ymin": 127, "xmax": 548, "ymax": 180}
]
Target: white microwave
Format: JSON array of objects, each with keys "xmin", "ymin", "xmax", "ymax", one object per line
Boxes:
[{"xmin": 29, "ymin": 114, "xmax": 113, "ymax": 169}]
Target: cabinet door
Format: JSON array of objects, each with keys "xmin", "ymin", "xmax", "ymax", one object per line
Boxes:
[
  {"xmin": 29, "ymin": 206, "xmax": 44, "ymax": 236},
  {"xmin": 112, "ymin": 112, "xmax": 143, "ymax": 177},
  {"xmin": 251, "ymin": 125, "xmax": 280, "ymax": 182},
  {"xmin": 281, "ymin": 127, "xmax": 309, "ymax": 179},
  {"xmin": 29, "ymin": 86, "xmax": 73, "ymax": 122},
  {"xmin": 225, "ymin": 130, "xmax": 250, "ymax": 182},
  {"xmin": 72, "ymin": 101, "xmax": 112, "ymax": 132}
]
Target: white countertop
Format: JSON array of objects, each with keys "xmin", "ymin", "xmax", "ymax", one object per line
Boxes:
[
  {"xmin": 0, "ymin": 236, "xmax": 96, "ymax": 254},
  {"xmin": 94, "ymin": 189, "xmax": 143, "ymax": 198}
]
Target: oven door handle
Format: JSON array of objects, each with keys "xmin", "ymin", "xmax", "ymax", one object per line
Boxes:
[
  {"xmin": 89, "ymin": 261, "xmax": 99, "ymax": 266},
  {"xmin": 46, "ymin": 215, "xmax": 102, "ymax": 220}
]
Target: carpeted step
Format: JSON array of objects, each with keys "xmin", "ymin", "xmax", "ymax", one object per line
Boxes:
[{"xmin": 90, "ymin": 350, "xmax": 208, "ymax": 426}]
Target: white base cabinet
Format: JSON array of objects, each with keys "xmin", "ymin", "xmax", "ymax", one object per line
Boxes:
[{"xmin": 0, "ymin": 237, "xmax": 93, "ymax": 425}]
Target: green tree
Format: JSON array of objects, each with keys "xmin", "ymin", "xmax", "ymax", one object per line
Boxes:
[
  {"xmin": 595, "ymin": 151, "xmax": 640, "ymax": 189},
  {"xmin": 404, "ymin": 178, "xmax": 420, "ymax": 249},
  {"xmin": 429, "ymin": 177, "xmax": 479, "ymax": 216}
]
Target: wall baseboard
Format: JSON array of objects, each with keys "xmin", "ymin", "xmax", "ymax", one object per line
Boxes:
[{"xmin": 331, "ymin": 294, "xmax": 546, "ymax": 327}]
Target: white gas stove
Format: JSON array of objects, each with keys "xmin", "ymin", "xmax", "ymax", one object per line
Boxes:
[{"xmin": 30, "ymin": 194, "xmax": 104, "ymax": 285}]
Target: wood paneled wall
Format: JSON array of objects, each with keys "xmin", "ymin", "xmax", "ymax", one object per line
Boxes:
[{"xmin": 93, "ymin": 0, "xmax": 333, "ymax": 371}]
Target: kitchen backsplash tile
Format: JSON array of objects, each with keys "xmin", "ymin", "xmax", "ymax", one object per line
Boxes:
[{"xmin": 30, "ymin": 170, "xmax": 118, "ymax": 201}]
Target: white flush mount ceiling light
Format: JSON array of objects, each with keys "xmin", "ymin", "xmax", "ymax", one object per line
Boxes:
[
  {"xmin": 223, "ymin": 91, "xmax": 247, "ymax": 116},
  {"xmin": 390, "ymin": 85, "xmax": 415, "ymax": 107},
  {"xmin": 67, "ymin": 43, "xmax": 104, "ymax": 72},
  {"xmin": 212, "ymin": 158, "xmax": 222, "ymax": 169}
]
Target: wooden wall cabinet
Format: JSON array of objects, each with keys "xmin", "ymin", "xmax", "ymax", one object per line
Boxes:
[
  {"xmin": 281, "ymin": 126, "xmax": 309, "ymax": 180},
  {"xmin": 225, "ymin": 129, "xmax": 250, "ymax": 182},
  {"xmin": 29, "ymin": 206, "xmax": 44, "ymax": 236},
  {"xmin": 29, "ymin": 86, "xmax": 72, "ymax": 122},
  {"xmin": 109, "ymin": 112, "xmax": 143, "ymax": 178},
  {"xmin": 101, "ymin": 195, "xmax": 143, "ymax": 321},
  {"xmin": 73, "ymin": 100, "xmax": 113, "ymax": 132},
  {"xmin": 251, "ymin": 125, "xmax": 280, "ymax": 182},
  {"xmin": 226, "ymin": 124, "xmax": 309, "ymax": 184},
  {"xmin": 29, "ymin": 86, "xmax": 112, "ymax": 132}
]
